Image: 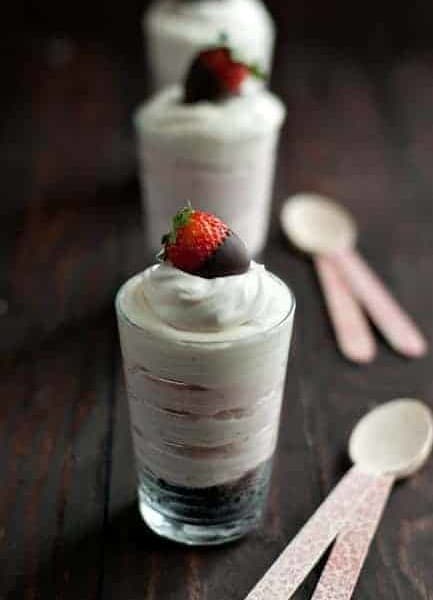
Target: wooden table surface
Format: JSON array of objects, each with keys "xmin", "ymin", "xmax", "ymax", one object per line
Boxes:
[{"xmin": 1, "ymin": 33, "xmax": 433, "ymax": 600}]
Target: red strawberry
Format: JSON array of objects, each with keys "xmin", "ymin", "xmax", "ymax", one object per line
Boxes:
[
  {"xmin": 184, "ymin": 46, "xmax": 264, "ymax": 104},
  {"xmin": 160, "ymin": 205, "xmax": 250, "ymax": 278}
]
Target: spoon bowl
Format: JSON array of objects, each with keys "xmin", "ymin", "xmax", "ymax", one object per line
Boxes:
[
  {"xmin": 280, "ymin": 193, "xmax": 357, "ymax": 255},
  {"xmin": 349, "ymin": 398, "xmax": 433, "ymax": 478}
]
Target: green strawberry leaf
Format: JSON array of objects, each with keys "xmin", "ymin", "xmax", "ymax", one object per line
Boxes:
[
  {"xmin": 172, "ymin": 204, "xmax": 194, "ymax": 231},
  {"xmin": 248, "ymin": 62, "xmax": 267, "ymax": 80},
  {"xmin": 158, "ymin": 203, "xmax": 194, "ymax": 262},
  {"xmin": 217, "ymin": 31, "xmax": 229, "ymax": 46}
]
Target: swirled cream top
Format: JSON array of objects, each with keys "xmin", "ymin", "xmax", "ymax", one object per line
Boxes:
[
  {"xmin": 146, "ymin": 0, "xmax": 274, "ymax": 54},
  {"xmin": 118, "ymin": 262, "xmax": 293, "ymax": 341}
]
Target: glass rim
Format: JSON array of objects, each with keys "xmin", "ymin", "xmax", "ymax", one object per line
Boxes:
[{"xmin": 115, "ymin": 271, "xmax": 295, "ymax": 347}]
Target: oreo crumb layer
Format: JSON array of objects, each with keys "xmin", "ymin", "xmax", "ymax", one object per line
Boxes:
[{"xmin": 139, "ymin": 458, "xmax": 273, "ymax": 525}]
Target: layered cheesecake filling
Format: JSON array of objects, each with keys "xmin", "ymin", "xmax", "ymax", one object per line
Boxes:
[{"xmin": 117, "ymin": 263, "xmax": 294, "ymax": 488}]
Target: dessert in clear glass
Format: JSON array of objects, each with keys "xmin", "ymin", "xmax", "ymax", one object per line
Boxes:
[
  {"xmin": 115, "ymin": 207, "xmax": 295, "ymax": 545},
  {"xmin": 144, "ymin": 0, "xmax": 275, "ymax": 90}
]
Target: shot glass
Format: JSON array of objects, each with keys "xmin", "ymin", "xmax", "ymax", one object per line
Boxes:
[{"xmin": 116, "ymin": 271, "xmax": 295, "ymax": 545}]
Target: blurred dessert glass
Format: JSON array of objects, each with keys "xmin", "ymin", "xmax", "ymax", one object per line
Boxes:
[
  {"xmin": 144, "ymin": 0, "xmax": 275, "ymax": 90},
  {"xmin": 134, "ymin": 75, "xmax": 285, "ymax": 255}
]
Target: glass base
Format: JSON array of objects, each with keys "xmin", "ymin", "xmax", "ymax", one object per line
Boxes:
[
  {"xmin": 136, "ymin": 461, "xmax": 272, "ymax": 545},
  {"xmin": 139, "ymin": 499, "xmax": 258, "ymax": 546}
]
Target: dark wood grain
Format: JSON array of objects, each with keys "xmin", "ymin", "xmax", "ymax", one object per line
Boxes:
[
  {"xmin": 0, "ymin": 37, "xmax": 145, "ymax": 355},
  {"xmin": 1, "ymin": 24, "xmax": 433, "ymax": 600},
  {"xmin": 0, "ymin": 319, "xmax": 116, "ymax": 598}
]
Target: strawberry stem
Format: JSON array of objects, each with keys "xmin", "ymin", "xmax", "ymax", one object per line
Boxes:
[
  {"xmin": 172, "ymin": 204, "xmax": 194, "ymax": 232},
  {"xmin": 207, "ymin": 39, "xmax": 266, "ymax": 80},
  {"xmin": 217, "ymin": 32, "xmax": 229, "ymax": 45},
  {"xmin": 247, "ymin": 62, "xmax": 267, "ymax": 80},
  {"xmin": 158, "ymin": 203, "xmax": 194, "ymax": 261}
]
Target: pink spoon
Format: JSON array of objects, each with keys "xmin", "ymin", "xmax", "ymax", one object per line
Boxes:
[
  {"xmin": 333, "ymin": 248, "xmax": 427, "ymax": 357},
  {"xmin": 244, "ymin": 399, "xmax": 433, "ymax": 600},
  {"xmin": 280, "ymin": 193, "xmax": 427, "ymax": 361},
  {"xmin": 312, "ymin": 398, "xmax": 433, "ymax": 599},
  {"xmin": 314, "ymin": 254, "xmax": 376, "ymax": 363}
]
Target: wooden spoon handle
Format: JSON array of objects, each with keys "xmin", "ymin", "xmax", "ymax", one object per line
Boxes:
[
  {"xmin": 244, "ymin": 467, "xmax": 377, "ymax": 600},
  {"xmin": 314, "ymin": 255, "xmax": 376, "ymax": 363},
  {"xmin": 333, "ymin": 249, "xmax": 428, "ymax": 358},
  {"xmin": 311, "ymin": 475, "xmax": 394, "ymax": 600}
]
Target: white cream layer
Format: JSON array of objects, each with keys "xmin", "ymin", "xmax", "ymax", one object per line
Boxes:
[
  {"xmin": 119, "ymin": 262, "xmax": 292, "ymax": 341},
  {"xmin": 142, "ymin": 261, "xmax": 273, "ymax": 332},
  {"xmin": 145, "ymin": 0, "xmax": 275, "ymax": 86},
  {"xmin": 135, "ymin": 84, "xmax": 285, "ymax": 142},
  {"xmin": 146, "ymin": 0, "xmax": 274, "ymax": 49},
  {"xmin": 134, "ymin": 85, "xmax": 285, "ymax": 165}
]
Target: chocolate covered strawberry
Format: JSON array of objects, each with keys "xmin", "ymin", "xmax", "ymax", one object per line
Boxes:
[
  {"xmin": 184, "ymin": 46, "xmax": 264, "ymax": 104},
  {"xmin": 160, "ymin": 205, "xmax": 250, "ymax": 278}
]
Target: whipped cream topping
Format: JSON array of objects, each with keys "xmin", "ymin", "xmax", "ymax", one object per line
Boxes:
[
  {"xmin": 142, "ymin": 261, "xmax": 270, "ymax": 332},
  {"xmin": 146, "ymin": 0, "xmax": 274, "ymax": 63},
  {"xmin": 118, "ymin": 262, "xmax": 293, "ymax": 341},
  {"xmin": 135, "ymin": 84, "xmax": 285, "ymax": 149}
]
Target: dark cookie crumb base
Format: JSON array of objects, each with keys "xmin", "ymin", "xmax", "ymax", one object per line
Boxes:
[{"xmin": 138, "ymin": 459, "xmax": 273, "ymax": 526}]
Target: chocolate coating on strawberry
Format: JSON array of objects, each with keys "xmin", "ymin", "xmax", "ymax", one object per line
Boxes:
[
  {"xmin": 184, "ymin": 46, "xmax": 264, "ymax": 104},
  {"xmin": 195, "ymin": 231, "xmax": 250, "ymax": 278},
  {"xmin": 160, "ymin": 205, "xmax": 250, "ymax": 278}
]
